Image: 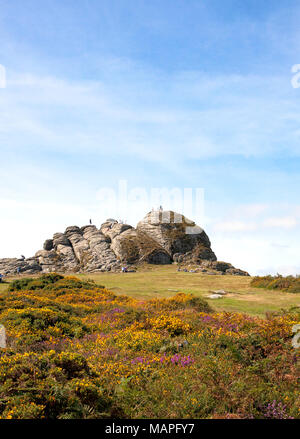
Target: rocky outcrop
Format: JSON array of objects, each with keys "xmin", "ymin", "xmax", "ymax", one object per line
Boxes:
[
  {"xmin": 0, "ymin": 210, "xmax": 249, "ymax": 276},
  {"xmin": 198, "ymin": 261, "xmax": 249, "ymax": 276},
  {"xmin": 0, "ymin": 257, "xmax": 42, "ymax": 276},
  {"xmin": 35, "ymin": 225, "xmax": 121, "ymax": 274},
  {"xmin": 177, "ymin": 260, "xmax": 249, "ymax": 276}
]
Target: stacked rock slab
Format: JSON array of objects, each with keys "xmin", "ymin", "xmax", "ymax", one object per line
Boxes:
[
  {"xmin": 80, "ymin": 225, "xmax": 120, "ymax": 272},
  {"xmin": 0, "ymin": 210, "xmax": 249, "ymax": 275},
  {"xmin": 35, "ymin": 225, "xmax": 121, "ymax": 273}
]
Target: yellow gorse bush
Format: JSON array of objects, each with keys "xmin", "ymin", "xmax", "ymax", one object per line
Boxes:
[{"xmin": 144, "ymin": 315, "xmax": 191, "ymax": 335}]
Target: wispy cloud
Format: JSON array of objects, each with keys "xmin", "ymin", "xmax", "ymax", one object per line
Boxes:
[
  {"xmin": 214, "ymin": 221, "xmax": 257, "ymax": 232},
  {"xmin": 263, "ymin": 217, "xmax": 298, "ymax": 229},
  {"xmin": 2, "ymin": 68, "xmax": 300, "ymax": 165}
]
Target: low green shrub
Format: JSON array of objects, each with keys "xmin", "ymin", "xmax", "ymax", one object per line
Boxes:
[
  {"xmin": 8, "ymin": 274, "xmax": 64, "ymax": 291},
  {"xmin": 0, "ymin": 350, "xmax": 114, "ymax": 419},
  {"xmin": 251, "ymin": 275, "xmax": 300, "ymax": 293}
]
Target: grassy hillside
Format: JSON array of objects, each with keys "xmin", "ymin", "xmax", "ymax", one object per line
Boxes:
[
  {"xmin": 0, "ymin": 273, "xmax": 299, "ymax": 419},
  {"xmin": 4, "ymin": 266, "xmax": 300, "ymax": 317},
  {"xmin": 74, "ymin": 266, "xmax": 300, "ymax": 318}
]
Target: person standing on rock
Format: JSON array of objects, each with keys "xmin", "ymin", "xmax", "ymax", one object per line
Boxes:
[
  {"xmin": 89, "ymin": 219, "xmax": 92, "ymax": 225},
  {"xmin": 17, "ymin": 267, "xmax": 21, "ymax": 275},
  {"xmin": 0, "ymin": 274, "xmax": 3, "ymax": 283}
]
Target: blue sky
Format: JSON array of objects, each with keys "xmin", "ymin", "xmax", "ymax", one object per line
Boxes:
[{"xmin": 0, "ymin": 0, "xmax": 300, "ymax": 275}]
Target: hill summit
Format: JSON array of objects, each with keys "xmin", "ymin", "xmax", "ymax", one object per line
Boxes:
[{"xmin": 0, "ymin": 210, "xmax": 249, "ymax": 276}]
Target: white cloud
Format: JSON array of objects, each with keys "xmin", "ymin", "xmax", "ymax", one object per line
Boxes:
[
  {"xmin": 2, "ymin": 68, "xmax": 300, "ymax": 167},
  {"xmin": 263, "ymin": 217, "xmax": 298, "ymax": 229},
  {"xmin": 232, "ymin": 204, "xmax": 269, "ymax": 218},
  {"xmin": 210, "ymin": 204, "xmax": 299, "ymax": 234},
  {"xmin": 206, "ymin": 202, "xmax": 300, "ymax": 275},
  {"xmin": 211, "ymin": 234, "xmax": 300, "ymax": 276},
  {"xmin": 213, "ymin": 221, "xmax": 257, "ymax": 232}
]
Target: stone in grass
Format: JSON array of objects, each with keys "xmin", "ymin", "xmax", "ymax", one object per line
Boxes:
[
  {"xmin": 0, "ymin": 325, "xmax": 6, "ymax": 348},
  {"xmin": 212, "ymin": 290, "xmax": 228, "ymax": 295},
  {"xmin": 206, "ymin": 294, "xmax": 223, "ymax": 300}
]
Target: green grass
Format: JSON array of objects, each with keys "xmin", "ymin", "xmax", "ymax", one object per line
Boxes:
[
  {"xmin": 0, "ymin": 282, "xmax": 8, "ymax": 293},
  {"xmin": 77, "ymin": 265, "xmax": 299, "ymax": 317},
  {"xmin": 3, "ymin": 265, "xmax": 299, "ymax": 317}
]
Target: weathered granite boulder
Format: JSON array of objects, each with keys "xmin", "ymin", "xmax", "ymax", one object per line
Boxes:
[
  {"xmin": 225, "ymin": 267, "xmax": 250, "ymax": 276},
  {"xmin": 111, "ymin": 228, "xmax": 171, "ymax": 265},
  {"xmin": 43, "ymin": 239, "xmax": 54, "ymax": 251},
  {"xmin": 199, "ymin": 260, "xmax": 250, "ymax": 276},
  {"xmin": 100, "ymin": 220, "xmax": 132, "ymax": 241},
  {"xmin": 137, "ymin": 211, "xmax": 217, "ymax": 262},
  {"xmin": 53, "ymin": 233, "xmax": 71, "ymax": 247}
]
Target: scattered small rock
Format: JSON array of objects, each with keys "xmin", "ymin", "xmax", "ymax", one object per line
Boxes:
[
  {"xmin": 206, "ymin": 294, "xmax": 223, "ymax": 299},
  {"xmin": 212, "ymin": 290, "xmax": 228, "ymax": 296},
  {"xmin": 0, "ymin": 325, "xmax": 6, "ymax": 348}
]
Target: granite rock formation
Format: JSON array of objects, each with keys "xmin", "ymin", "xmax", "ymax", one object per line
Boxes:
[{"xmin": 0, "ymin": 210, "xmax": 249, "ymax": 276}]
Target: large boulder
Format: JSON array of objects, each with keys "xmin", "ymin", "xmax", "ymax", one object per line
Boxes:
[
  {"xmin": 137, "ymin": 210, "xmax": 217, "ymax": 263},
  {"xmin": 111, "ymin": 228, "xmax": 171, "ymax": 265},
  {"xmin": 100, "ymin": 220, "xmax": 132, "ymax": 241},
  {"xmin": 53, "ymin": 233, "xmax": 71, "ymax": 247},
  {"xmin": 43, "ymin": 239, "xmax": 54, "ymax": 251}
]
